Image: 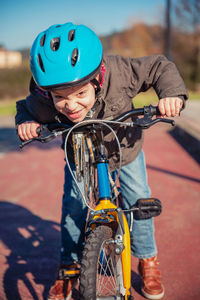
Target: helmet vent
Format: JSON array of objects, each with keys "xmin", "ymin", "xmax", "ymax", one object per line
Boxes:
[
  {"xmin": 37, "ymin": 54, "xmax": 45, "ymax": 72},
  {"xmin": 50, "ymin": 38, "xmax": 60, "ymax": 51},
  {"xmin": 71, "ymin": 48, "xmax": 78, "ymax": 66},
  {"xmin": 40, "ymin": 35, "xmax": 46, "ymax": 46},
  {"xmin": 68, "ymin": 30, "xmax": 75, "ymax": 41}
]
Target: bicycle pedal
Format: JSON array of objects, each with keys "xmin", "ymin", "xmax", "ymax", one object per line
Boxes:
[
  {"xmin": 58, "ymin": 268, "xmax": 80, "ymax": 280},
  {"xmin": 135, "ymin": 198, "xmax": 162, "ymax": 219}
]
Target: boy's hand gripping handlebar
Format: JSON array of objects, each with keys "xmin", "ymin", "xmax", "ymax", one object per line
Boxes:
[
  {"xmin": 134, "ymin": 105, "xmax": 175, "ymax": 129},
  {"xmin": 19, "ymin": 126, "xmax": 64, "ymax": 148}
]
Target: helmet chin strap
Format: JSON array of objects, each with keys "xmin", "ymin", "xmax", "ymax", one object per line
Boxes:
[{"xmin": 91, "ymin": 72, "xmax": 102, "ymax": 94}]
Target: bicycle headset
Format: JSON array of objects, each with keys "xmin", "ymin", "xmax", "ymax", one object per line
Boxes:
[{"xmin": 30, "ymin": 22, "xmax": 103, "ymax": 92}]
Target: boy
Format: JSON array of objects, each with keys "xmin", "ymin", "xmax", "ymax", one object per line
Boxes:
[{"xmin": 16, "ymin": 22, "xmax": 188, "ymax": 300}]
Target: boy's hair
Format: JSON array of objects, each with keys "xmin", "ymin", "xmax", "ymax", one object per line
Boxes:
[{"xmin": 30, "ymin": 22, "xmax": 103, "ymax": 92}]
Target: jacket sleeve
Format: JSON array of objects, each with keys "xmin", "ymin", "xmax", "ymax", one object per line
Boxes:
[
  {"xmin": 15, "ymin": 99, "xmax": 36, "ymax": 125},
  {"xmin": 15, "ymin": 94, "xmax": 59, "ymax": 125},
  {"xmin": 15, "ymin": 80, "xmax": 59, "ymax": 126},
  {"xmin": 116, "ymin": 54, "xmax": 188, "ymax": 105}
]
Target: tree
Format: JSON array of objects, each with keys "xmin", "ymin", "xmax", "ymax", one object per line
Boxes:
[
  {"xmin": 175, "ymin": 0, "xmax": 200, "ymax": 87},
  {"xmin": 165, "ymin": 0, "xmax": 172, "ymax": 60}
]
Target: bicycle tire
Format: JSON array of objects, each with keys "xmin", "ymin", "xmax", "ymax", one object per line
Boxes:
[{"xmin": 80, "ymin": 225, "xmax": 125, "ymax": 300}]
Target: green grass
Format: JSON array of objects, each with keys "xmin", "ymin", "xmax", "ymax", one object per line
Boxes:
[
  {"xmin": 0, "ymin": 101, "xmax": 17, "ymax": 116},
  {"xmin": 188, "ymin": 91, "xmax": 200, "ymax": 100},
  {"xmin": 133, "ymin": 90, "xmax": 158, "ymax": 107},
  {"xmin": 133, "ymin": 89, "xmax": 200, "ymax": 107},
  {"xmin": 0, "ymin": 90, "xmax": 199, "ymax": 116}
]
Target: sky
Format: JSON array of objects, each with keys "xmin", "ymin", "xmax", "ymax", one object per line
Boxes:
[{"xmin": 1, "ymin": 0, "xmax": 168, "ymax": 51}]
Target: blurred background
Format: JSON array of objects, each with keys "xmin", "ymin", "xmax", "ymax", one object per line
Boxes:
[{"xmin": 0, "ymin": 0, "xmax": 200, "ymax": 114}]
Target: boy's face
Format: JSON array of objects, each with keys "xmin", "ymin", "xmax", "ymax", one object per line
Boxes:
[{"xmin": 51, "ymin": 82, "xmax": 96, "ymax": 123}]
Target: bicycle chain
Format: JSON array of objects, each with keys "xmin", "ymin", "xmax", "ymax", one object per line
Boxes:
[
  {"xmin": 72, "ymin": 132, "xmax": 95, "ymax": 205},
  {"xmin": 72, "ymin": 132, "xmax": 82, "ymax": 182}
]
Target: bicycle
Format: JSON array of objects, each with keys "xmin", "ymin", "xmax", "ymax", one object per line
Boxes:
[{"xmin": 20, "ymin": 105, "xmax": 175, "ymax": 300}]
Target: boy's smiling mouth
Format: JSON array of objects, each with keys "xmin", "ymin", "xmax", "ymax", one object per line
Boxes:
[{"xmin": 66, "ymin": 108, "xmax": 85, "ymax": 120}]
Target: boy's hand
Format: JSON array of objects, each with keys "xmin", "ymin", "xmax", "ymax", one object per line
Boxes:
[
  {"xmin": 158, "ymin": 97, "xmax": 183, "ymax": 117},
  {"xmin": 17, "ymin": 121, "xmax": 40, "ymax": 141}
]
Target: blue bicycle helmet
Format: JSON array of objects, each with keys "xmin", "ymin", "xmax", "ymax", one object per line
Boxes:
[{"xmin": 30, "ymin": 22, "xmax": 103, "ymax": 90}]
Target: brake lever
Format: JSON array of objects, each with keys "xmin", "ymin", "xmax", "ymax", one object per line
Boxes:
[
  {"xmin": 158, "ymin": 118, "xmax": 175, "ymax": 126},
  {"xmin": 20, "ymin": 138, "xmax": 36, "ymax": 148},
  {"xmin": 134, "ymin": 117, "xmax": 175, "ymax": 129},
  {"xmin": 20, "ymin": 133, "xmax": 58, "ymax": 149}
]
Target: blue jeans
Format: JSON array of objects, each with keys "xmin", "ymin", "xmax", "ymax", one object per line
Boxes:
[{"xmin": 61, "ymin": 150, "xmax": 157, "ymax": 264}]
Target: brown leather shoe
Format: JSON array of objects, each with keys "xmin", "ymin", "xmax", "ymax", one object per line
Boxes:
[
  {"xmin": 48, "ymin": 264, "xmax": 80, "ymax": 300},
  {"xmin": 138, "ymin": 256, "xmax": 164, "ymax": 300}
]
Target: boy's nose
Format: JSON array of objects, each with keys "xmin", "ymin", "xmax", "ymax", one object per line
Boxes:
[{"xmin": 65, "ymin": 100, "xmax": 78, "ymax": 111}]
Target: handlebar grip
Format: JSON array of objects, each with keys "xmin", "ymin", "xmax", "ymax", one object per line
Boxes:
[
  {"xmin": 155, "ymin": 106, "xmax": 160, "ymax": 115},
  {"xmin": 36, "ymin": 125, "xmax": 42, "ymax": 136},
  {"xmin": 19, "ymin": 125, "xmax": 42, "ymax": 149},
  {"xmin": 144, "ymin": 105, "xmax": 160, "ymax": 116}
]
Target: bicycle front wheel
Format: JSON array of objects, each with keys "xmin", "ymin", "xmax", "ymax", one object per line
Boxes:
[{"xmin": 80, "ymin": 225, "xmax": 125, "ymax": 300}]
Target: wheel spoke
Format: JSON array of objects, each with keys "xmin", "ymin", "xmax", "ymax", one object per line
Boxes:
[
  {"xmin": 80, "ymin": 226, "xmax": 125, "ymax": 299},
  {"xmin": 96, "ymin": 242, "xmax": 122, "ymax": 297}
]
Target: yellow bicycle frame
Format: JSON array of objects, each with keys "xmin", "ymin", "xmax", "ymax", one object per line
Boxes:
[{"xmin": 91, "ymin": 199, "xmax": 132, "ymax": 299}]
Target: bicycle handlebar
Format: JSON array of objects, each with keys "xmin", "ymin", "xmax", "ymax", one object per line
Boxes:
[{"xmin": 19, "ymin": 105, "xmax": 175, "ymax": 148}]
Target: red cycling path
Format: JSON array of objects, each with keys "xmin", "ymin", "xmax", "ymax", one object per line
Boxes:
[{"xmin": 0, "ymin": 102, "xmax": 199, "ymax": 300}]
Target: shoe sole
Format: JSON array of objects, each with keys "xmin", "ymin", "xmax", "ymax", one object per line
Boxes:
[
  {"xmin": 141, "ymin": 286, "xmax": 165, "ymax": 300},
  {"xmin": 65, "ymin": 291, "xmax": 72, "ymax": 300},
  {"xmin": 48, "ymin": 290, "xmax": 72, "ymax": 300}
]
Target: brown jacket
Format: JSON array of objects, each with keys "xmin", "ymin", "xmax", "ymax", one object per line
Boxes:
[{"xmin": 15, "ymin": 54, "xmax": 188, "ymax": 170}]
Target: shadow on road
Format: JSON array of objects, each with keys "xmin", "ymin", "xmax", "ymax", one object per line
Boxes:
[
  {"xmin": 0, "ymin": 201, "xmax": 60, "ymax": 300},
  {"xmin": 131, "ymin": 270, "xmax": 143, "ymax": 297},
  {"xmin": 147, "ymin": 164, "xmax": 200, "ymax": 183},
  {"xmin": 169, "ymin": 127, "xmax": 200, "ymax": 164}
]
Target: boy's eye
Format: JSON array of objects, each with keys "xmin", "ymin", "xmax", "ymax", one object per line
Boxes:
[
  {"xmin": 78, "ymin": 91, "xmax": 86, "ymax": 96},
  {"xmin": 54, "ymin": 95, "xmax": 63, "ymax": 100}
]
